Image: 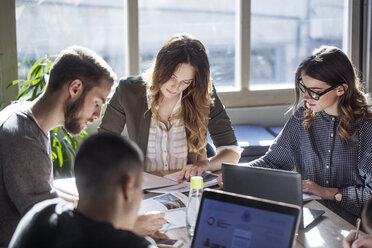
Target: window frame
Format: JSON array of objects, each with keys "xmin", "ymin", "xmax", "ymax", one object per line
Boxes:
[
  {"xmin": 125, "ymin": 0, "xmax": 370, "ymax": 108},
  {"xmin": 1, "ymin": 0, "xmax": 371, "ymax": 108}
]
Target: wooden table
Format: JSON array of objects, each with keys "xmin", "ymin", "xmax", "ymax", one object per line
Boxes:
[
  {"xmin": 54, "ymin": 177, "xmax": 355, "ymax": 248},
  {"xmin": 153, "ymin": 200, "xmax": 355, "ymax": 248}
]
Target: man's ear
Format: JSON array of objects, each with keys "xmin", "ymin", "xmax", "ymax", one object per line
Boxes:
[
  {"xmin": 336, "ymin": 83, "xmax": 348, "ymax": 96},
  {"xmin": 121, "ymin": 177, "xmax": 135, "ymax": 202},
  {"xmin": 68, "ymin": 79, "xmax": 84, "ymax": 100}
]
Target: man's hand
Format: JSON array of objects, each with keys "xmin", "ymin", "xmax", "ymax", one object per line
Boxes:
[
  {"xmin": 343, "ymin": 230, "xmax": 372, "ymax": 248},
  {"xmin": 133, "ymin": 212, "xmax": 167, "ymax": 235},
  {"xmin": 177, "ymin": 159, "xmax": 210, "ymax": 183}
]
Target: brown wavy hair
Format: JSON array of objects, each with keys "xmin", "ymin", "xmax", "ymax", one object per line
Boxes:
[
  {"xmin": 292, "ymin": 46, "xmax": 372, "ymax": 139},
  {"xmin": 144, "ymin": 33, "xmax": 213, "ymax": 157}
]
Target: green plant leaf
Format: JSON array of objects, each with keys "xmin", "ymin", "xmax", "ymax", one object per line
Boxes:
[
  {"xmin": 7, "ymin": 79, "xmax": 24, "ymax": 89},
  {"xmin": 20, "ymin": 80, "xmax": 33, "ymax": 87},
  {"xmin": 79, "ymin": 129, "xmax": 89, "ymax": 139},
  {"xmin": 27, "ymin": 58, "xmax": 44, "ymax": 80},
  {"xmin": 52, "ymin": 136, "xmax": 64, "ymax": 168},
  {"xmin": 54, "ymin": 131, "xmax": 75, "ymax": 157},
  {"xmin": 16, "ymin": 86, "xmax": 32, "ymax": 100}
]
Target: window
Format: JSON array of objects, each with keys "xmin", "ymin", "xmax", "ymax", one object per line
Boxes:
[
  {"xmin": 15, "ymin": 0, "xmax": 126, "ymax": 80},
  {"xmin": 11, "ymin": 0, "xmax": 350, "ymax": 107},
  {"xmin": 250, "ymin": 0, "xmax": 345, "ymax": 90},
  {"xmin": 138, "ymin": 0, "xmax": 236, "ymax": 90}
]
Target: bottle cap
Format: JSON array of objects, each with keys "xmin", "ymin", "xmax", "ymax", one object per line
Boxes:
[{"xmin": 190, "ymin": 176, "xmax": 203, "ymax": 189}]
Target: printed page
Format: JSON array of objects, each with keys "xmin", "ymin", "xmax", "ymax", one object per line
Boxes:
[
  {"xmin": 138, "ymin": 192, "xmax": 188, "ymax": 214},
  {"xmin": 138, "ymin": 192, "xmax": 188, "ymax": 231},
  {"xmin": 143, "ymin": 172, "xmax": 178, "ymax": 190}
]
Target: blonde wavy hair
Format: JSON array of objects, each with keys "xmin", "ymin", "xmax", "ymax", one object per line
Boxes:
[
  {"xmin": 292, "ymin": 46, "xmax": 372, "ymax": 139},
  {"xmin": 144, "ymin": 33, "xmax": 213, "ymax": 158}
]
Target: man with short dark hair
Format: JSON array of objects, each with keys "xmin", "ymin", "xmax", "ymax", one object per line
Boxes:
[
  {"xmin": 9, "ymin": 133, "xmax": 156, "ymax": 248},
  {"xmin": 0, "ymin": 46, "xmax": 116, "ymax": 245}
]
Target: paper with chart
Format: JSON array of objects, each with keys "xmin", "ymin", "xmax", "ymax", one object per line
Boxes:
[
  {"xmin": 146, "ymin": 171, "xmax": 219, "ymax": 193},
  {"xmin": 138, "ymin": 192, "xmax": 188, "ymax": 231}
]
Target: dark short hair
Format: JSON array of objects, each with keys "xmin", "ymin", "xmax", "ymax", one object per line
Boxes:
[
  {"xmin": 74, "ymin": 133, "xmax": 143, "ymax": 197},
  {"xmin": 47, "ymin": 46, "xmax": 117, "ymax": 92}
]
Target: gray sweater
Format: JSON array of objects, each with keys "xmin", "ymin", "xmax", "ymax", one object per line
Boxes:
[{"xmin": 0, "ymin": 102, "xmax": 57, "ymax": 246}]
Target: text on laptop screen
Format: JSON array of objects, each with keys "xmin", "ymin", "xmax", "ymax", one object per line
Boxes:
[{"xmin": 192, "ymin": 198, "xmax": 296, "ymax": 248}]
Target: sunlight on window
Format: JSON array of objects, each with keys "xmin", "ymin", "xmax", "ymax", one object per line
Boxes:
[{"xmin": 250, "ymin": 0, "xmax": 345, "ymax": 90}]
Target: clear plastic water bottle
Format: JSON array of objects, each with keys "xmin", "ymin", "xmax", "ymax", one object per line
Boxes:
[{"xmin": 186, "ymin": 176, "xmax": 203, "ymax": 236}]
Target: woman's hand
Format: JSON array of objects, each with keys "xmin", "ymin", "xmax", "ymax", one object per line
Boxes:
[
  {"xmin": 217, "ymin": 174, "xmax": 223, "ymax": 189},
  {"xmin": 302, "ymin": 179, "xmax": 338, "ymax": 200},
  {"xmin": 133, "ymin": 212, "xmax": 167, "ymax": 235},
  {"xmin": 177, "ymin": 159, "xmax": 210, "ymax": 183},
  {"xmin": 343, "ymin": 230, "xmax": 372, "ymax": 248}
]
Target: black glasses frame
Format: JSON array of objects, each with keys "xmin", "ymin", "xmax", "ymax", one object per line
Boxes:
[{"xmin": 297, "ymin": 77, "xmax": 339, "ymax": 101}]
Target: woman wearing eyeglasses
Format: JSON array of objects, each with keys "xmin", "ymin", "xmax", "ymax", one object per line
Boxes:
[
  {"xmin": 218, "ymin": 45, "xmax": 372, "ymax": 224},
  {"xmin": 99, "ymin": 33, "xmax": 241, "ymax": 182}
]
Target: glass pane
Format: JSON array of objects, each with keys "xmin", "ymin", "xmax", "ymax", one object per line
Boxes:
[
  {"xmin": 139, "ymin": 0, "xmax": 236, "ymax": 91},
  {"xmin": 15, "ymin": 0, "xmax": 126, "ymax": 80},
  {"xmin": 250, "ymin": 0, "xmax": 345, "ymax": 90}
]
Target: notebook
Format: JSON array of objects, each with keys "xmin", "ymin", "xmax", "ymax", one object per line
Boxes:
[
  {"xmin": 222, "ymin": 163, "xmax": 324, "ymax": 229},
  {"xmin": 191, "ymin": 188, "xmax": 301, "ymax": 248}
]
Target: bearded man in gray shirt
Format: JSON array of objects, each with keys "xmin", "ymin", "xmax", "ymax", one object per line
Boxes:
[{"xmin": 0, "ymin": 46, "xmax": 116, "ymax": 246}]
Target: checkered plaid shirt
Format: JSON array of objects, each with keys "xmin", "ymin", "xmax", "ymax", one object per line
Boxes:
[{"xmin": 249, "ymin": 106, "xmax": 372, "ymax": 219}]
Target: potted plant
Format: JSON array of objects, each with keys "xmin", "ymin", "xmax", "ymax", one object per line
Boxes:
[{"xmin": 7, "ymin": 56, "xmax": 88, "ymax": 178}]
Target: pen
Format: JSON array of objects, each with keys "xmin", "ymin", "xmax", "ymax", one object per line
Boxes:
[{"xmin": 354, "ymin": 218, "xmax": 361, "ymax": 241}]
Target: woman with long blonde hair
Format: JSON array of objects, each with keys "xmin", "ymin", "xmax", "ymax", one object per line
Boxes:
[{"xmin": 100, "ymin": 33, "xmax": 241, "ymax": 183}]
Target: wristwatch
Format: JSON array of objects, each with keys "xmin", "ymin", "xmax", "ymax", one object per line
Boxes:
[{"xmin": 334, "ymin": 189, "xmax": 342, "ymax": 202}]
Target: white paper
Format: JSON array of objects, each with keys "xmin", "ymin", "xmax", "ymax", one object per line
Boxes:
[
  {"xmin": 142, "ymin": 172, "xmax": 178, "ymax": 190},
  {"xmin": 138, "ymin": 192, "xmax": 189, "ymax": 231},
  {"xmin": 161, "ymin": 208, "xmax": 186, "ymax": 231},
  {"xmin": 302, "ymin": 193, "xmax": 321, "ymax": 202},
  {"xmin": 148, "ymin": 171, "xmax": 219, "ymax": 193},
  {"xmin": 53, "ymin": 177, "xmax": 78, "ymax": 197}
]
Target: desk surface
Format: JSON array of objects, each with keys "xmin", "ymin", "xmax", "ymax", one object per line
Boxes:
[
  {"xmin": 54, "ymin": 178, "xmax": 354, "ymax": 248},
  {"xmin": 153, "ymin": 200, "xmax": 354, "ymax": 248}
]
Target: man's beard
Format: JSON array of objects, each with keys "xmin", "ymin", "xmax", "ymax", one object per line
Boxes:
[{"xmin": 64, "ymin": 93, "xmax": 86, "ymax": 135}]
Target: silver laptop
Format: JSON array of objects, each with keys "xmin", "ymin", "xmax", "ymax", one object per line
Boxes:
[
  {"xmin": 191, "ymin": 188, "xmax": 301, "ymax": 248},
  {"xmin": 222, "ymin": 163, "xmax": 324, "ymax": 229}
]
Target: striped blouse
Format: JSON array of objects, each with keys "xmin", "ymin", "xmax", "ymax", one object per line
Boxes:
[
  {"xmin": 145, "ymin": 90, "xmax": 242, "ymax": 172},
  {"xmin": 146, "ymin": 93, "xmax": 187, "ymax": 171}
]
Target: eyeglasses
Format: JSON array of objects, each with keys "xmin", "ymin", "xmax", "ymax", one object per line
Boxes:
[{"xmin": 297, "ymin": 77, "xmax": 339, "ymax": 101}]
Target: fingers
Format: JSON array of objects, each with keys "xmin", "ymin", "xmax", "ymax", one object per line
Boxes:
[
  {"xmin": 178, "ymin": 164, "xmax": 206, "ymax": 182},
  {"xmin": 352, "ymin": 235, "xmax": 372, "ymax": 248},
  {"xmin": 146, "ymin": 211, "xmax": 165, "ymax": 219},
  {"xmin": 184, "ymin": 166, "xmax": 192, "ymax": 181},
  {"xmin": 134, "ymin": 212, "xmax": 167, "ymax": 235},
  {"xmin": 217, "ymin": 174, "xmax": 223, "ymax": 189},
  {"xmin": 177, "ymin": 167, "xmax": 187, "ymax": 183},
  {"xmin": 343, "ymin": 231, "xmax": 356, "ymax": 248},
  {"xmin": 147, "ymin": 213, "xmax": 167, "ymax": 234},
  {"xmin": 302, "ymin": 179, "xmax": 314, "ymax": 192}
]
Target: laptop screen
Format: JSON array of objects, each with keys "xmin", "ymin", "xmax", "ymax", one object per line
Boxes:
[{"xmin": 191, "ymin": 189, "xmax": 300, "ymax": 248}]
